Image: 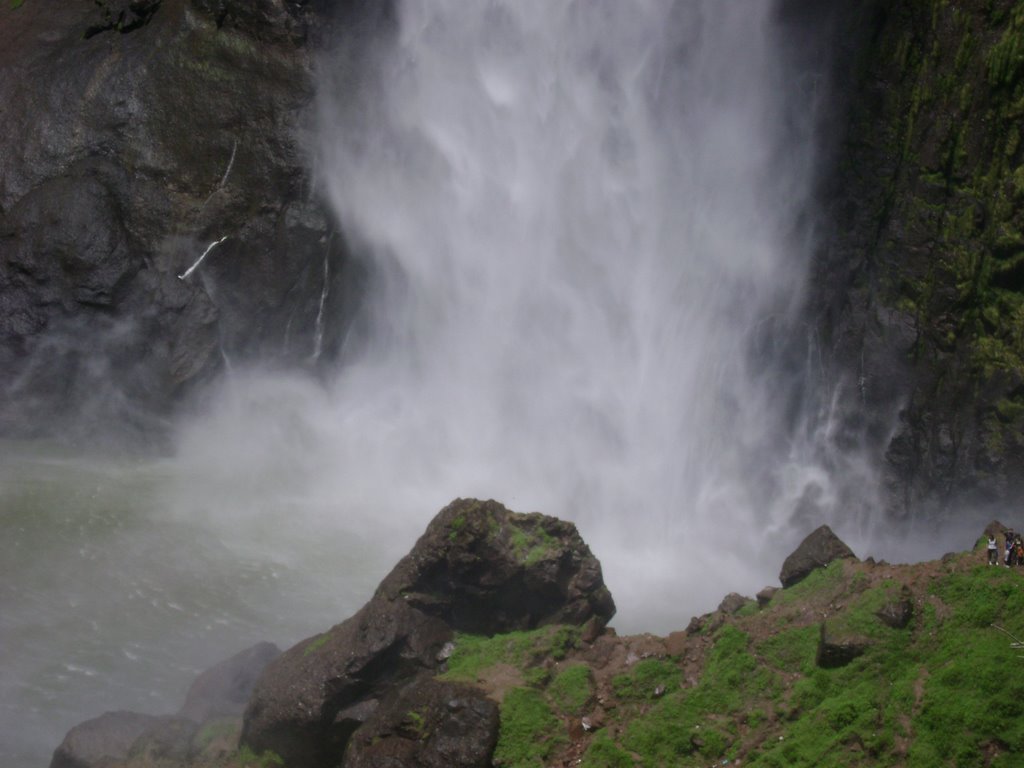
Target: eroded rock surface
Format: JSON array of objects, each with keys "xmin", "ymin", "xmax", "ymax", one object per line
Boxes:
[
  {"xmin": 343, "ymin": 677, "xmax": 499, "ymax": 768},
  {"xmin": 0, "ymin": 0, "xmax": 349, "ymax": 442}
]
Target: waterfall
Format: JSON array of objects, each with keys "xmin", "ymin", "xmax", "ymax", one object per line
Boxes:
[{"xmin": 242, "ymin": 0, "xmax": 828, "ymax": 629}]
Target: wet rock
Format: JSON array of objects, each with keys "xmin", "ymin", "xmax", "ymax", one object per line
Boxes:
[
  {"xmin": 178, "ymin": 641, "xmax": 281, "ymax": 723},
  {"xmin": 779, "ymin": 525, "xmax": 858, "ymax": 588},
  {"xmin": 241, "ymin": 498, "xmax": 615, "ymax": 768},
  {"xmin": 50, "ymin": 711, "xmax": 163, "ymax": 768},
  {"xmin": 342, "ymin": 677, "xmax": 499, "ymax": 768},
  {"xmin": 0, "ymin": 0, "xmax": 348, "ymax": 442}
]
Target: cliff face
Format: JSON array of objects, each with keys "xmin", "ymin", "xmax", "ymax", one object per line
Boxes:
[
  {"xmin": 0, "ymin": 0, "xmax": 351, "ymax": 442},
  {"xmin": 817, "ymin": 0, "xmax": 1024, "ymax": 517},
  {"xmin": 4, "ymin": 0, "xmax": 1023, "ymax": 514}
]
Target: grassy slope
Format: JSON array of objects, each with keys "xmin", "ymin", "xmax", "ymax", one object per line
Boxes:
[
  {"xmin": 121, "ymin": 541, "xmax": 1024, "ymax": 767},
  {"xmin": 444, "ymin": 545, "xmax": 1024, "ymax": 768}
]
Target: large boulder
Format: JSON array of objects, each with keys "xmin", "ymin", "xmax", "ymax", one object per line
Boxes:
[
  {"xmin": 779, "ymin": 525, "xmax": 858, "ymax": 588},
  {"xmin": 375, "ymin": 498, "xmax": 616, "ymax": 634},
  {"xmin": 242, "ymin": 599, "xmax": 453, "ymax": 768},
  {"xmin": 242, "ymin": 498, "xmax": 616, "ymax": 768},
  {"xmin": 50, "ymin": 711, "xmax": 163, "ymax": 768}
]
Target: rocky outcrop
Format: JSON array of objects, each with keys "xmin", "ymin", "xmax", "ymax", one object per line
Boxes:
[
  {"xmin": 815, "ymin": 0, "xmax": 1024, "ymax": 516},
  {"xmin": 0, "ymin": 0, "xmax": 350, "ymax": 442},
  {"xmin": 241, "ymin": 498, "xmax": 616, "ymax": 768},
  {"xmin": 374, "ymin": 499, "xmax": 616, "ymax": 634},
  {"xmin": 50, "ymin": 711, "xmax": 164, "ymax": 768},
  {"xmin": 779, "ymin": 524, "xmax": 857, "ymax": 588}
]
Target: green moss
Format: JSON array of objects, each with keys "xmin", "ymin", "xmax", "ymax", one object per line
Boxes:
[
  {"xmin": 508, "ymin": 523, "xmax": 559, "ymax": 565},
  {"xmin": 449, "ymin": 514, "xmax": 467, "ymax": 541},
  {"xmin": 987, "ymin": 8, "xmax": 1024, "ymax": 88},
  {"xmin": 405, "ymin": 709, "xmax": 428, "ymax": 740},
  {"xmin": 493, "ymin": 687, "xmax": 565, "ymax": 767},
  {"xmin": 235, "ymin": 746, "xmax": 285, "ymax": 767},
  {"xmin": 303, "ymin": 633, "xmax": 329, "ymax": 656}
]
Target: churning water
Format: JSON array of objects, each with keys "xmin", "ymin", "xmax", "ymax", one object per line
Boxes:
[{"xmin": 3, "ymin": 2, "xmax": 880, "ymax": 766}]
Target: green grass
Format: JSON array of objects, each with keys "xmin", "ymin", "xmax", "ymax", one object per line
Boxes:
[
  {"xmin": 234, "ymin": 746, "xmax": 284, "ymax": 767},
  {"xmin": 441, "ymin": 625, "xmax": 580, "ymax": 682},
  {"xmin": 581, "ymin": 731, "xmax": 635, "ymax": 768},
  {"xmin": 493, "ymin": 687, "xmax": 565, "ymax": 767},
  {"xmin": 774, "ymin": 561, "xmax": 847, "ymax": 605},
  {"xmin": 610, "ymin": 658, "xmax": 679, "ymax": 701},
  {"xmin": 548, "ymin": 664, "xmax": 594, "ymax": 715}
]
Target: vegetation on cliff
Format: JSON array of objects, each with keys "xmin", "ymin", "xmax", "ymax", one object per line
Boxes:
[
  {"xmin": 823, "ymin": 0, "xmax": 1024, "ymax": 511},
  {"xmin": 91, "ymin": 530, "xmax": 1024, "ymax": 768}
]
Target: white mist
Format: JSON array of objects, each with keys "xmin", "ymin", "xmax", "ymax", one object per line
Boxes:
[{"xmin": 225, "ymin": 0, "xmax": 831, "ymax": 632}]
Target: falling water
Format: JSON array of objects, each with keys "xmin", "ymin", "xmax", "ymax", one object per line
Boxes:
[
  {"xmin": 301, "ymin": 0, "xmax": 830, "ymax": 624},
  {"xmin": 2, "ymin": 4, "xmax": 864, "ymax": 766}
]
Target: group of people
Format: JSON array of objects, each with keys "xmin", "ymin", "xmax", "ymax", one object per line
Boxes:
[{"xmin": 988, "ymin": 529, "xmax": 1024, "ymax": 566}]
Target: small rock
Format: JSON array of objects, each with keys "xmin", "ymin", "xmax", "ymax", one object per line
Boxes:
[
  {"xmin": 756, "ymin": 586, "xmax": 778, "ymax": 607},
  {"xmin": 717, "ymin": 592, "xmax": 752, "ymax": 615}
]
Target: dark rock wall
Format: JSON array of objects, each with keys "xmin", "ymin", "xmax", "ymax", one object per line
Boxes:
[
  {"xmin": 0, "ymin": 0, "xmax": 351, "ymax": 442},
  {"xmin": 5, "ymin": 0, "xmax": 1024, "ymax": 519},
  {"xmin": 816, "ymin": 0, "xmax": 1024, "ymax": 517}
]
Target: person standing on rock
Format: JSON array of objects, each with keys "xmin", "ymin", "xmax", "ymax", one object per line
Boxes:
[{"xmin": 988, "ymin": 534, "xmax": 999, "ymax": 565}]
